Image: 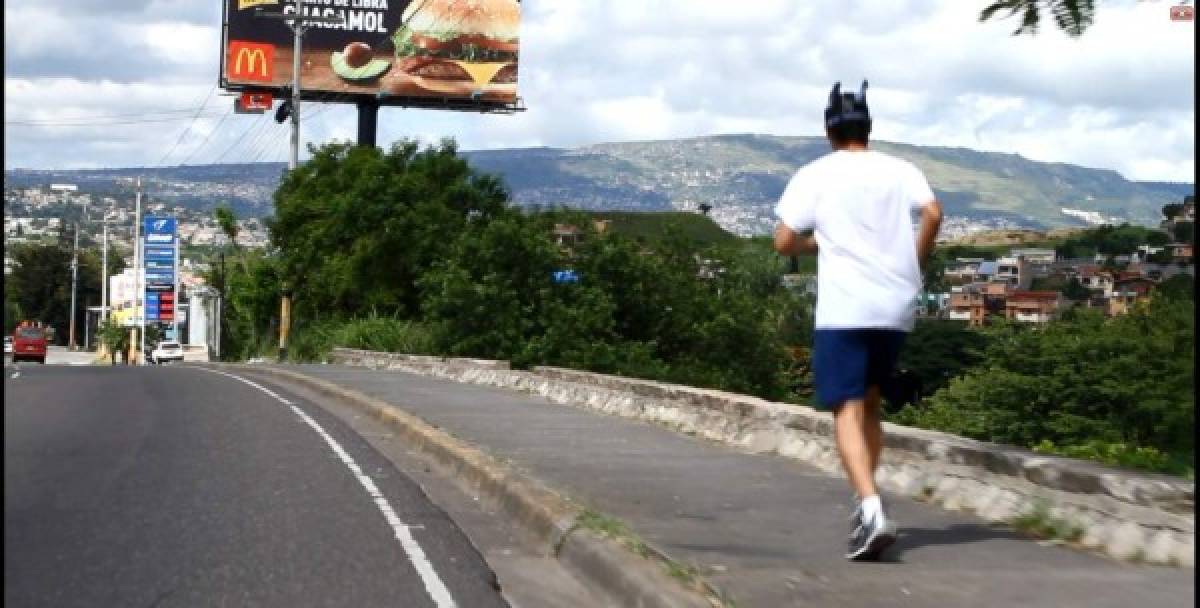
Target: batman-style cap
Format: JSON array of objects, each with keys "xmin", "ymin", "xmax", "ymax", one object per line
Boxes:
[{"xmin": 825, "ymin": 80, "xmax": 871, "ymax": 128}]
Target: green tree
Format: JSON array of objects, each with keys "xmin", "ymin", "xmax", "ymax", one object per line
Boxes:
[
  {"xmin": 1156, "ymin": 274, "xmax": 1194, "ymax": 301},
  {"xmin": 210, "ymin": 250, "xmax": 283, "ymax": 360},
  {"xmin": 1162, "ymin": 203, "xmax": 1183, "ymax": 221},
  {"xmin": 1055, "ymin": 224, "xmax": 1168, "ymax": 259},
  {"xmin": 892, "ymin": 319, "xmax": 991, "ymax": 411},
  {"xmin": 269, "ymin": 139, "xmax": 508, "ymax": 321},
  {"xmin": 215, "ymin": 204, "xmax": 240, "ymax": 247},
  {"xmin": 895, "ymin": 292, "xmax": 1194, "ymax": 475},
  {"xmin": 7, "ymin": 243, "xmax": 72, "ymax": 342},
  {"xmin": 1172, "ymin": 222, "xmax": 1193, "ymax": 244},
  {"xmin": 97, "ymin": 317, "xmax": 129, "ymax": 364},
  {"xmin": 4, "ymin": 296, "xmax": 22, "ymax": 334},
  {"xmin": 980, "ymin": 0, "xmax": 1094, "ymax": 37}
]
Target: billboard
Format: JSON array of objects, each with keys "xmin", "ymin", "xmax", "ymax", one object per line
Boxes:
[{"xmin": 219, "ymin": 0, "xmax": 521, "ymax": 112}]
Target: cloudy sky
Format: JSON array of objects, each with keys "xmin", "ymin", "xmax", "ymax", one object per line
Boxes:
[{"xmin": 3, "ymin": 1, "xmax": 1195, "ymax": 181}]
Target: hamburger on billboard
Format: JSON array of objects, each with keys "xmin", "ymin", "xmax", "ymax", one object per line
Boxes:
[{"xmin": 220, "ymin": 0, "xmax": 520, "ymax": 110}]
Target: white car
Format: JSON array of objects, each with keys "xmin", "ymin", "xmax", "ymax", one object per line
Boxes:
[
  {"xmin": 151, "ymin": 341, "xmax": 184, "ymax": 364},
  {"xmin": 4, "ymin": 336, "xmax": 12, "ymax": 355}
]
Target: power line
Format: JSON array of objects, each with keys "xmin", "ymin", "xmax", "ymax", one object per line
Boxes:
[
  {"xmin": 156, "ymin": 84, "xmax": 219, "ymax": 166},
  {"xmin": 5, "ymin": 113, "xmax": 227, "ymax": 127},
  {"xmin": 210, "ymin": 116, "xmax": 272, "ymax": 165},
  {"xmin": 4, "ymin": 106, "xmax": 220, "ymax": 123},
  {"xmin": 178, "ymin": 105, "xmax": 236, "ymax": 166}
]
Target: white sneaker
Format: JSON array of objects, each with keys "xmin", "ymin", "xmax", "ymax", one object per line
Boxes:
[{"xmin": 846, "ymin": 508, "xmax": 897, "ymax": 561}]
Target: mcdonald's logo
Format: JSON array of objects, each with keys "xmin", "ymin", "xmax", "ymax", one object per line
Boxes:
[{"xmin": 228, "ymin": 40, "xmax": 274, "ymax": 83}]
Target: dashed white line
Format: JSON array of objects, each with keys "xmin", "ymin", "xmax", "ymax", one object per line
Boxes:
[{"xmin": 194, "ymin": 366, "xmax": 457, "ymax": 608}]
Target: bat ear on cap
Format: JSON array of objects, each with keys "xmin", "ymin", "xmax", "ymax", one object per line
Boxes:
[
  {"xmin": 829, "ymin": 82, "xmax": 842, "ymax": 109},
  {"xmin": 859, "ymin": 80, "xmax": 868, "ymax": 102}
]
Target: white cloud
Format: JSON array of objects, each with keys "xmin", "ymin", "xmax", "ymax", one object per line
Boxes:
[{"xmin": 2, "ymin": 0, "xmax": 1195, "ymax": 181}]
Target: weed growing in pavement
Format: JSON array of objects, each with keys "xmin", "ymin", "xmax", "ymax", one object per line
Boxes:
[
  {"xmin": 575, "ymin": 509, "xmax": 736, "ymax": 606},
  {"xmin": 1010, "ymin": 499, "xmax": 1084, "ymax": 543}
]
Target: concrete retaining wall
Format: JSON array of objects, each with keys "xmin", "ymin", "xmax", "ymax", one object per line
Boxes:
[{"xmin": 331, "ymin": 348, "xmax": 1194, "ymax": 567}]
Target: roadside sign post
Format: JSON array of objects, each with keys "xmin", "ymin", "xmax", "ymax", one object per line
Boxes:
[{"xmin": 143, "ymin": 215, "xmax": 178, "ymax": 360}]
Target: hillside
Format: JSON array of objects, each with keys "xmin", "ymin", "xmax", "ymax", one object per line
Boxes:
[
  {"xmin": 467, "ymin": 135, "xmax": 1191, "ymax": 235},
  {"xmin": 5, "ymin": 134, "xmax": 1191, "ymax": 236}
]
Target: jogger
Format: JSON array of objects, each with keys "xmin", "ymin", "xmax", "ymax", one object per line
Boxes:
[{"xmin": 773, "ymin": 80, "xmax": 944, "ymax": 560}]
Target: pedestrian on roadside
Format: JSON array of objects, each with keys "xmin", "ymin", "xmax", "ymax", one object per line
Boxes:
[{"xmin": 772, "ymin": 80, "xmax": 943, "ymax": 560}]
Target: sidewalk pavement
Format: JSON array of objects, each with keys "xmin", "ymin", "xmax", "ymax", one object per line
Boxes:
[{"xmin": 277, "ymin": 364, "xmax": 1193, "ymax": 608}]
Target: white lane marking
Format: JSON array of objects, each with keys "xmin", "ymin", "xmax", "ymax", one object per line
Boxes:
[{"xmin": 195, "ymin": 367, "xmax": 458, "ymax": 608}]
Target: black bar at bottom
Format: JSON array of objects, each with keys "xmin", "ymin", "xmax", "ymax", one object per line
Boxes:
[{"xmin": 356, "ymin": 99, "xmax": 379, "ymax": 148}]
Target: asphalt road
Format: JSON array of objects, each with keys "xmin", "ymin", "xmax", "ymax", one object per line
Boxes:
[{"xmin": 4, "ymin": 364, "xmax": 509, "ymax": 608}]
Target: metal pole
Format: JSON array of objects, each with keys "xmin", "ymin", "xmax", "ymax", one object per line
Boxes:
[
  {"xmin": 215, "ymin": 294, "xmax": 222, "ymax": 361},
  {"xmin": 101, "ymin": 222, "xmax": 108, "ymax": 323},
  {"xmin": 84, "ymin": 303, "xmax": 90, "ymax": 351},
  {"xmin": 69, "ymin": 223, "xmax": 79, "ymax": 350},
  {"xmin": 278, "ymin": 291, "xmax": 290, "ymax": 362},
  {"xmin": 173, "ymin": 211, "xmax": 180, "ymax": 340},
  {"xmin": 290, "ymin": 0, "xmax": 302, "ymax": 171},
  {"xmin": 135, "ymin": 177, "xmax": 144, "ymax": 365},
  {"xmin": 356, "ymin": 99, "xmax": 378, "ymax": 148},
  {"xmin": 282, "ymin": 0, "xmax": 302, "ymax": 360}
]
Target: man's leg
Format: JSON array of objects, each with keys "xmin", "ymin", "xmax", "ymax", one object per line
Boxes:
[
  {"xmin": 833, "ymin": 399, "xmax": 878, "ymax": 500},
  {"xmin": 863, "ymin": 385, "xmax": 883, "ymax": 475}
]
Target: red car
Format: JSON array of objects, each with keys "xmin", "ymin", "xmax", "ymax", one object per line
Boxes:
[{"xmin": 12, "ymin": 325, "xmax": 48, "ymax": 364}]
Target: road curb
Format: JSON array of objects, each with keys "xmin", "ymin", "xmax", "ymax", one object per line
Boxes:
[{"xmin": 219, "ymin": 364, "xmax": 717, "ymax": 608}]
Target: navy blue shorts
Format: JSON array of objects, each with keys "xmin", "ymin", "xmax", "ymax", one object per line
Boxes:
[{"xmin": 812, "ymin": 329, "xmax": 907, "ymax": 410}]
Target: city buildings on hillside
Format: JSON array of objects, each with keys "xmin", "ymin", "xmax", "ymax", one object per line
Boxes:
[{"xmin": 930, "ymin": 239, "xmax": 1192, "ymax": 327}]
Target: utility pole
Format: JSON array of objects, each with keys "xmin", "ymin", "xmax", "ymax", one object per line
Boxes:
[
  {"xmin": 131, "ymin": 177, "xmax": 143, "ymax": 365},
  {"xmin": 101, "ymin": 220, "xmax": 108, "ymax": 324},
  {"xmin": 69, "ymin": 222, "xmax": 79, "ymax": 350},
  {"xmin": 255, "ymin": 1, "xmax": 341, "ymax": 362},
  {"xmin": 256, "ymin": 1, "xmax": 342, "ymax": 169},
  {"xmin": 290, "ymin": 0, "xmax": 302, "ymax": 170}
]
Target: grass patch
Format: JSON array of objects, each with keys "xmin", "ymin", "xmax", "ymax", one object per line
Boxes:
[
  {"xmin": 1010, "ymin": 500, "xmax": 1084, "ymax": 543},
  {"xmin": 576, "ymin": 509, "xmax": 731, "ymax": 603}
]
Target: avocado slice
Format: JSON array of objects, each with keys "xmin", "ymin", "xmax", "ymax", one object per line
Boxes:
[{"xmin": 331, "ymin": 52, "xmax": 391, "ymax": 81}]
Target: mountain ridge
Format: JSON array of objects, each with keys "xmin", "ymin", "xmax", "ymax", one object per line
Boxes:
[{"xmin": 4, "ymin": 134, "xmax": 1191, "ymax": 236}]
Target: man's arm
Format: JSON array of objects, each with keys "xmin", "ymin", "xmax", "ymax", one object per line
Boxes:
[
  {"xmin": 774, "ymin": 223, "xmax": 818, "ymax": 256},
  {"xmin": 915, "ymin": 199, "xmax": 943, "ymax": 267}
]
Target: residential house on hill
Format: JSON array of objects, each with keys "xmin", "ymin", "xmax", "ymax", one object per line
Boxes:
[
  {"xmin": 1005, "ymin": 291, "xmax": 1063, "ymax": 324},
  {"xmin": 995, "ymin": 255, "xmax": 1033, "ymax": 290},
  {"xmin": 947, "ymin": 284, "xmax": 987, "ymax": 327},
  {"xmin": 1009, "ymin": 248, "xmax": 1056, "ymax": 264},
  {"xmin": 1167, "ymin": 242, "xmax": 1193, "ymax": 263},
  {"xmin": 1075, "ymin": 265, "xmax": 1114, "ymax": 296},
  {"xmin": 1108, "ymin": 277, "xmax": 1156, "ymax": 317},
  {"xmin": 552, "ymin": 220, "xmax": 611, "ymax": 253}
]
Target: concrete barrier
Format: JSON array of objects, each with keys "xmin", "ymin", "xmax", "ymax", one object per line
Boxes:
[{"xmin": 330, "ymin": 348, "xmax": 1195, "ymax": 567}]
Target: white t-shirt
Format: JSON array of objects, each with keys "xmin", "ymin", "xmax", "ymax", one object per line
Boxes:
[{"xmin": 774, "ymin": 149, "xmax": 935, "ymax": 332}]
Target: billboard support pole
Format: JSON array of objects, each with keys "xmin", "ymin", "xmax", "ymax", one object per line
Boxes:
[{"xmin": 356, "ymin": 99, "xmax": 379, "ymax": 148}]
